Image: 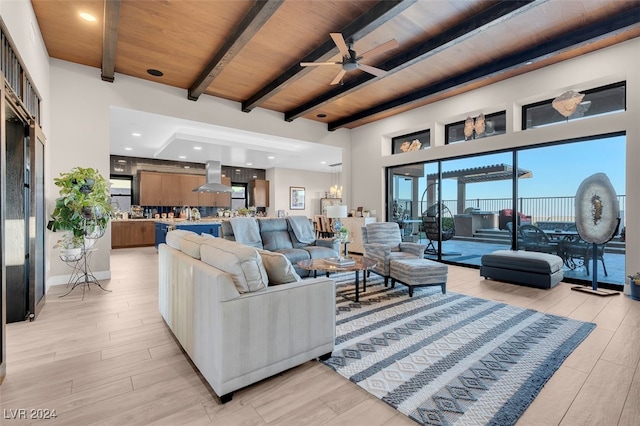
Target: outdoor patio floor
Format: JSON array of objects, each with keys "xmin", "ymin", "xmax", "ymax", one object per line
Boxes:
[{"xmin": 421, "ymin": 237, "xmax": 626, "ymax": 288}]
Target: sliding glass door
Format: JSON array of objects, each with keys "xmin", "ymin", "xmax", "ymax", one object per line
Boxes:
[{"xmin": 387, "ymin": 134, "xmax": 626, "ymax": 288}]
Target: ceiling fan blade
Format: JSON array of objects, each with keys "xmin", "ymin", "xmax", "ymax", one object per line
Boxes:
[
  {"xmin": 330, "ymin": 32, "xmax": 350, "ymax": 58},
  {"xmin": 359, "ymin": 64, "xmax": 387, "ymax": 78},
  {"xmin": 300, "ymin": 61, "xmax": 340, "ymax": 67},
  {"xmin": 330, "ymin": 69, "xmax": 347, "ymax": 85},
  {"xmin": 359, "ymin": 39, "xmax": 399, "ymax": 60}
]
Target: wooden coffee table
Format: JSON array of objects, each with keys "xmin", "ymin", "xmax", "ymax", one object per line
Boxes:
[{"xmin": 297, "ymin": 257, "xmax": 377, "ymax": 302}]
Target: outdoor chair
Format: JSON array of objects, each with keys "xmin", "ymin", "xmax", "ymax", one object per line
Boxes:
[
  {"xmin": 362, "ymin": 222, "xmax": 427, "ymax": 286},
  {"xmin": 560, "ymin": 223, "xmax": 611, "ymax": 276},
  {"xmin": 421, "ymin": 203, "xmax": 455, "ymax": 254},
  {"xmin": 499, "ymin": 209, "xmax": 532, "ymax": 230},
  {"xmin": 518, "ymin": 224, "xmax": 560, "ymax": 255},
  {"xmin": 562, "ymin": 240, "xmax": 608, "ymax": 276}
]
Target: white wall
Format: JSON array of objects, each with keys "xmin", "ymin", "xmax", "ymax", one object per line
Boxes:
[
  {"xmin": 349, "ymin": 37, "xmax": 640, "ymax": 280},
  {"xmin": 267, "ymin": 168, "xmax": 334, "ymax": 218}
]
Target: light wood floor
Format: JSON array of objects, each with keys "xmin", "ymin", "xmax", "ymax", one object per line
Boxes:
[{"xmin": 1, "ymin": 247, "xmax": 639, "ymax": 425}]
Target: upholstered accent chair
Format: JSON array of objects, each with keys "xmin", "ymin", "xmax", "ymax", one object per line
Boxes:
[{"xmin": 362, "ymin": 222, "xmax": 427, "ymax": 285}]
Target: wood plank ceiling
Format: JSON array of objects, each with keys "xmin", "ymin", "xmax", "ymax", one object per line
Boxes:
[{"xmin": 31, "ymin": 0, "xmax": 640, "ymax": 131}]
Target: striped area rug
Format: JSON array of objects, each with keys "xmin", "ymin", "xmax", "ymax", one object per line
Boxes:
[{"xmin": 323, "ymin": 274, "xmax": 596, "ymax": 426}]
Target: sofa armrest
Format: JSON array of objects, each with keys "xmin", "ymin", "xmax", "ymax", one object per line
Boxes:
[
  {"xmin": 316, "ymin": 237, "xmax": 340, "ymax": 252},
  {"xmin": 399, "ymin": 242, "xmax": 427, "ymax": 257}
]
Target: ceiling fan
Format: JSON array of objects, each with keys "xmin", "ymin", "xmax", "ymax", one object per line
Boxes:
[{"xmin": 301, "ymin": 33, "xmax": 399, "ymax": 85}]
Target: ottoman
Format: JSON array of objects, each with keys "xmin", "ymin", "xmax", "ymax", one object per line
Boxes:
[
  {"xmin": 389, "ymin": 258, "xmax": 448, "ymax": 297},
  {"xmin": 480, "ymin": 250, "xmax": 564, "ymax": 289}
]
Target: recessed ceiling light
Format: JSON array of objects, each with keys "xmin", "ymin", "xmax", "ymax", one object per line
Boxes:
[
  {"xmin": 267, "ymin": 156, "xmax": 275, "ymax": 159},
  {"xmin": 321, "ymin": 161, "xmax": 326, "ymax": 164},
  {"xmin": 193, "ymin": 146, "xmax": 202, "ymax": 150},
  {"xmin": 147, "ymin": 69, "xmax": 164, "ymax": 77},
  {"xmin": 246, "ymin": 162, "xmax": 253, "ymax": 166},
  {"xmin": 131, "ymin": 132, "xmax": 141, "ymax": 137},
  {"xmin": 124, "ymin": 147, "xmax": 133, "ymax": 151},
  {"xmin": 178, "ymin": 155, "xmax": 186, "ymax": 159},
  {"xmin": 79, "ymin": 12, "xmax": 96, "ymax": 22}
]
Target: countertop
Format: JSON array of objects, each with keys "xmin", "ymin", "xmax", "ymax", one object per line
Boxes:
[{"xmin": 113, "ymin": 218, "xmax": 225, "ymax": 224}]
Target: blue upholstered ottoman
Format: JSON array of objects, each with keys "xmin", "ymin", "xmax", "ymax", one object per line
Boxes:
[
  {"xmin": 480, "ymin": 250, "xmax": 564, "ymax": 289},
  {"xmin": 389, "ymin": 258, "xmax": 448, "ymax": 297}
]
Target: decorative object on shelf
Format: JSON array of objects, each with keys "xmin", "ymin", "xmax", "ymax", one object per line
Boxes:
[
  {"xmin": 289, "ymin": 186, "xmax": 305, "ymax": 210},
  {"xmin": 399, "ymin": 139, "xmax": 422, "ymax": 152},
  {"xmin": 463, "ymin": 113, "xmax": 486, "ymax": 140},
  {"xmin": 571, "ymin": 173, "xmax": 620, "ymax": 297},
  {"xmin": 47, "ymin": 166, "xmax": 114, "ymax": 297},
  {"xmin": 326, "ymin": 205, "xmax": 348, "ymax": 234},
  {"xmin": 552, "ymin": 90, "xmax": 585, "ymax": 117}
]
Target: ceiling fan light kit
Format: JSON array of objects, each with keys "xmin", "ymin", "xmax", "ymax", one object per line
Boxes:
[{"xmin": 301, "ymin": 32, "xmax": 398, "ymax": 85}]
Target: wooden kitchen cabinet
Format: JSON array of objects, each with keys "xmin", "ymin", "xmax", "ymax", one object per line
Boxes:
[
  {"xmin": 112, "ymin": 220, "xmax": 156, "ymax": 248},
  {"xmin": 251, "ymin": 179, "xmax": 269, "ymax": 207},
  {"xmin": 139, "ymin": 172, "xmax": 231, "ymax": 207},
  {"xmin": 161, "ymin": 174, "xmax": 182, "ymax": 206},
  {"xmin": 197, "ymin": 176, "xmax": 231, "ymax": 207},
  {"xmin": 179, "ymin": 174, "xmax": 200, "ymax": 206},
  {"xmin": 139, "ymin": 172, "xmax": 164, "ymax": 205},
  {"xmin": 213, "ymin": 177, "xmax": 232, "ymax": 207}
]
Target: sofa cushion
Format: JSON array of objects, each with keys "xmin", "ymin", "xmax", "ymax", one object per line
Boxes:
[
  {"xmin": 200, "ymin": 238, "xmax": 268, "ymax": 293},
  {"xmin": 259, "ymin": 218, "xmax": 294, "ymax": 251},
  {"xmin": 166, "ymin": 229, "xmax": 197, "ymax": 250},
  {"xmin": 181, "ymin": 234, "xmax": 213, "ymax": 259},
  {"xmin": 258, "ymin": 249, "xmax": 301, "ymax": 285}
]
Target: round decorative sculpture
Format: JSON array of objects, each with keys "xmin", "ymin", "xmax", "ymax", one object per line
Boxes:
[{"xmin": 575, "ymin": 173, "xmax": 619, "ymax": 244}]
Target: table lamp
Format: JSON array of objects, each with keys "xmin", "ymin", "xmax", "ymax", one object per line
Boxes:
[{"xmin": 326, "ymin": 205, "xmax": 348, "ymax": 233}]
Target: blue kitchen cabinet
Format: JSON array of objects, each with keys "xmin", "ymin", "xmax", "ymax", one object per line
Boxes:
[{"xmin": 156, "ymin": 222, "xmax": 221, "ymax": 249}]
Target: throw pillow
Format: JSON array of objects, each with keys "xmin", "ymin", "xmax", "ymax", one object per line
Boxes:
[{"xmin": 258, "ymin": 249, "xmax": 301, "ymax": 285}]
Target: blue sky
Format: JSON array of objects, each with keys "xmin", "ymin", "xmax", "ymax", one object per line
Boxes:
[{"xmin": 413, "ymin": 135, "xmax": 626, "ymax": 201}]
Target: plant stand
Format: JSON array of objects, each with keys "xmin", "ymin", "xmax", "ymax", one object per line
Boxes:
[
  {"xmin": 59, "ymin": 247, "xmax": 111, "ymax": 299},
  {"xmin": 59, "ymin": 219, "xmax": 111, "ymax": 299}
]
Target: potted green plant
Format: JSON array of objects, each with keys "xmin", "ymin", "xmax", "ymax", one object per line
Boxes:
[{"xmin": 47, "ymin": 167, "xmax": 113, "ymax": 257}]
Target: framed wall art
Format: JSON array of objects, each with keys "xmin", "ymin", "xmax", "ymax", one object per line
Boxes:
[{"xmin": 290, "ymin": 186, "xmax": 305, "ymax": 210}]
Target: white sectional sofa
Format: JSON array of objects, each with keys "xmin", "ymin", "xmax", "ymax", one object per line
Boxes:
[{"xmin": 158, "ymin": 230, "xmax": 336, "ymax": 403}]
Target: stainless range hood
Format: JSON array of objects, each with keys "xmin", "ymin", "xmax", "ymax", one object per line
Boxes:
[{"xmin": 192, "ymin": 160, "xmax": 232, "ymax": 193}]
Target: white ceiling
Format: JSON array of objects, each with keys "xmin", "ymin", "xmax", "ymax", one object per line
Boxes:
[{"xmin": 109, "ymin": 106, "xmax": 343, "ymax": 172}]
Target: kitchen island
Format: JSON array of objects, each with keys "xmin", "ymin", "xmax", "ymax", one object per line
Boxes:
[
  {"xmin": 154, "ymin": 219, "xmax": 223, "ymax": 248},
  {"xmin": 111, "ymin": 218, "xmax": 224, "ymax": 249}
]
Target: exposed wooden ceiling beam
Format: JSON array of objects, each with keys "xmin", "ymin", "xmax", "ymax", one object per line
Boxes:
[
  {"xmin": 284, "ymin": 0, "xmax": 537, "ymax": 122},
  {"xmin": 101, "ymin": 0, "xmax": 121, "ymax": 82},
  {"xmin": 188, "ymin": 0, "xmax": 284, "ymax": 101},
  {"xmin": 241, "ymin": 0, "xmax": 416, "ymax": 112},
  {"xmin": 327, "ymin": 6, "xmax": 640, "ymax": 130}
]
